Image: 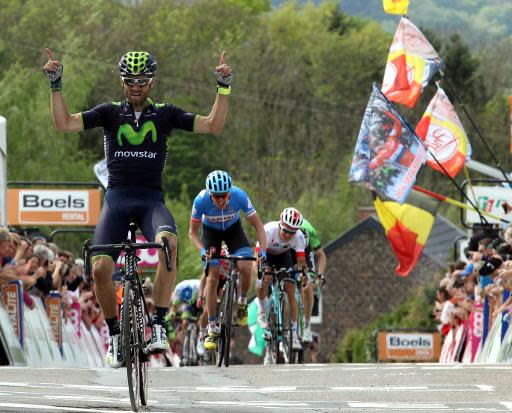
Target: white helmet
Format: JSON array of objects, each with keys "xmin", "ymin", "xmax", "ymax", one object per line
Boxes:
[{"xmin": 280, "ymin": 207, "xmax": 303, "ymax": 232}]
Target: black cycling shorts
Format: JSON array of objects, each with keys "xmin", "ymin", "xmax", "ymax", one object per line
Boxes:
[
  {"xmin": 266, "ymin": 250, "xmax": 296, "ymax": 282},
  {"xmin": 201, "ymin": 220, "xmax": 251, "ymax": 261},
  {"xmin": 93, "ymin": 187, "xmax": 177, "ymax": 261}
]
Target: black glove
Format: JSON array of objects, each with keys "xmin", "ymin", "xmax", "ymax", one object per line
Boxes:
[
  {"xmin": 43, "ymin": 64, "xmax": 63, "ymax": 91},
  {"xmin": 213, "ymin": 69, "xmax": 232, "ymax": 87}
]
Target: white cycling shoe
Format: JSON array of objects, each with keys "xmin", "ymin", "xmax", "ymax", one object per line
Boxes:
[
  {"xmin": 292, "ymin": 330, "xmax": 302, "ymax": 350},
  {"xmin": 145, "ymin": 324, "xmax": 169, "ymax": 353},
  {"xmin": 302, "ymin": 326, "xmax": 313, "ymax": 343},
  {"xmin": 105, "ymin": 334, "xmax": 124, "ymax": 368},
  {"xmin": 196, "ymin": 337, "xmax": 205, "ymax": 356}
]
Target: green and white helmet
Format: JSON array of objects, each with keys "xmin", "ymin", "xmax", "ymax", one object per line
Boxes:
[{"xmin": 118, "ymin": 51, "xmax": 157, "ymax": 77}]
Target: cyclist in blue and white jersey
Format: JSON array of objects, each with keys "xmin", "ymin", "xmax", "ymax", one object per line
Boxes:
[
  {"xmin": 256, "ymin": 207, "xmax": 307, "ymax": 357},
  {"xmin": 188, "ymin": 171, "xmax": 266, "ymax": 351},
  {"xmin": 43, "ymin": 49, "xmax": 233, "ymax": 368}
]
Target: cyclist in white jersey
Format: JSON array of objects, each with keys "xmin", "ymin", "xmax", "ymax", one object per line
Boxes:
[{"xmin": 256, "ymin": 207, "xmax": 306, "ymax": 352}]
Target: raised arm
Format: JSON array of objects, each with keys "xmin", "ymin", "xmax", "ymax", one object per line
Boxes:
[
  {"xmin": 43, "ymin": 48, "xmax": 83, "ymax": 133},
  {"xmin": 193, "ymin": 50, "xmax": 232, "ymax": 136}
]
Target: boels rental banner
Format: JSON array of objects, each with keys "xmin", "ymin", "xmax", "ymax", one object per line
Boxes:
[
  {"xmin": 7, "ymin": 188, "xmax": 101, "ymax": 226},
  {"xmin": 377, "ymin": 331, "xmax": 441, "ymax": 362}
]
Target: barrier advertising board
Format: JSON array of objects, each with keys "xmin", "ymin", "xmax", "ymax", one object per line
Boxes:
[
  {"xmin": 7, "ymin": 188, "xmax": 101, "ymax": 226},
  {"xmin": 2, "ymin": 281, "xmax": 24, "ymax": 348},
  {"xmin": 377, "ymin": 331, "xmax": 441, "ymax": 362},
  {"xmin": 464, "ymin": 185, "xmax": 512, "ymax": 225}
]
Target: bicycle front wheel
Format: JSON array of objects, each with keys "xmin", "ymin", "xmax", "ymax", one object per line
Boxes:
[
  {"xmin": 280, "ymin": 293, "xmax": 293, "ymax": 364},
  {"xmin": 122, "ymin": 281, "xmax": 139, "ymax": 411},
  {"xmin": 217, "ymin": 279, "xmax": 234, "ymax": 367}
]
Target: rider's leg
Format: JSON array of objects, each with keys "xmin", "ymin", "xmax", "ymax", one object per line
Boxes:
[
  {"xmin": 237, "ymin": 260, "xmax": 252, "ymax": 301},
  {"xmin": 303, "ymin": 282, "xmax": 314, "ymax": 325},
  {"xmin": 284, "ymin": 281, "xmax": 298, "ymax": 323},
  {"xmin": 92, "ymin": 256, "xmax": 117, "ymax": 328},
  {"xmin": 153, "ymin": 232, "xmax": 177, "ymax": 317},
  {"xmin": 205, "ymin": 265, "xmax": 220, "ymax": 323}
]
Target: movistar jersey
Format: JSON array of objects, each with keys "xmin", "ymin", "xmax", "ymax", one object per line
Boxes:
[
  {"xmin": 301, "ymin": 218, "xmax": 321, "ymax": 250},
  {"xmin": 191, "ymin": 186, "xmax": 256, "ymax": 231},
  {"xmin": 172, "ymin": 279, "xmax": 200, "ymax": 306},
  {"xmin": 81, "ymin": 99, "xmax": 195, "ymax": 190}
]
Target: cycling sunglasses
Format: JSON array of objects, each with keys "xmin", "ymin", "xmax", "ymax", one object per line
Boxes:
[
  {"xmin": 211, "ymin": 192, "xmax": 229, "ymax": 199},
  {"xmin": 122, "ymin": 77, "xmax": 153, "ymax": 87},
  {"xmin": 280, "ymin": 226, "xmax": 297, "ymax": 235}
]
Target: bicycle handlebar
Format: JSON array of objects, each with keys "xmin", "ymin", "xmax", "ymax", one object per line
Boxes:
[
  {"xmin": 208, "ymin": 254, "xmax": 257, "ymax": 262},
  {"xmin": 83, "ymin": 238, "xmax": 172, "ymax": 277}
]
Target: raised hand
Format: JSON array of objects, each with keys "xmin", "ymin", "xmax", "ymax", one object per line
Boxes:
[
  {"xmin": 213, "ymin": 50, "xmax": 233, "ymax": 87},
  {"xmin": 43, "ymin": 48, "xmax": 63, "ymax": 90}
]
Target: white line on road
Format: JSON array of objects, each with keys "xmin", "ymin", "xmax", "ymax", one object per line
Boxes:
[{"xmin": 349, "ymin": 402, "xmax": 449, "ymax": 410}]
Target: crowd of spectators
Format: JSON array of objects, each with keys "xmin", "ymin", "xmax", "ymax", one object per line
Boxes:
[
  {"xmin": 434, "ymin": 225, "xmax": 512, "ymax": 337},
  {"xmin": 0, "ymin": 226, "xmax": 103, "ymax": 331}
]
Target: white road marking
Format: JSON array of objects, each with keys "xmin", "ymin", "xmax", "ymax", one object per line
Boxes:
[
  {"xmin": 349, "ymin": 402, "xmax": 449, "ymax": 410},
  {"xmin": 501, "ymin": 402, "xmax": 512, "ymax": 411},
  {"xmin": 0, "ymin": 403, "xmax": 136, "ymax": 412}
]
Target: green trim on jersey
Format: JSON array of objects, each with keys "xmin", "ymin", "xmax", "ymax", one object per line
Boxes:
[{"xmin": 301, "ymin": 218, "xmax": 321, "ymax": 250}]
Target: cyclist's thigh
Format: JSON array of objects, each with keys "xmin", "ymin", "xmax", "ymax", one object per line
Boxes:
[
  {"xmin": 92, "ymin": 189, "xmax": 132, "ymax": 261},
  {"xmin": 201, "ymin": 224, "xmax": 223, "ymax": 266},
  {"xmin": 138, "ymin": 191, "xmax": 177, "ymax": 241},
  {"xmin": 224, "ymin": 220, "xmax": 251, "ymax": 255}
]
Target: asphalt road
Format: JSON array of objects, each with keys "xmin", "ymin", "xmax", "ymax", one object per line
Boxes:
[{"xmin": 0, "ymin": 363, "xmax": 511, "ymax": 412}]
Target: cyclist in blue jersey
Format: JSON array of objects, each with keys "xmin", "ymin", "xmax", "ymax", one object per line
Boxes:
[
  {"xmin": 43, "ymin": 48, "xmax": 233, "ymax": 368},
  {"xmin": 188, "ymin": 170, "xmax": 266, "ymax": 351}
]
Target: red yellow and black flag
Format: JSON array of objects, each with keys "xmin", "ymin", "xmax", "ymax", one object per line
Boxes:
[{"xmin": 374, "ymin": 189, "xmax": 440, "ymax": 276}]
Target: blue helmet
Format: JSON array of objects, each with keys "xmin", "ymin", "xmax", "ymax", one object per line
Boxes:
[
  {"xmin": 206, "ymin": 170, "xmax": 232, "ymax": 194},
  {"xmin": 179, "ymin": 286, "xmax": 193, "ymax": 303}
]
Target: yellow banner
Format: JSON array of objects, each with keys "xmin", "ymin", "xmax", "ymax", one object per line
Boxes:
[{"xmin": 383, "ymin": 0, "xmax": 409, "ymax": 15}]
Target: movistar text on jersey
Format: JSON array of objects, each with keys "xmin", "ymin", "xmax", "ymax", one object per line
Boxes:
[{"xmin": 114, "ymin": 150, "xmax": 158, "ymax": 159}]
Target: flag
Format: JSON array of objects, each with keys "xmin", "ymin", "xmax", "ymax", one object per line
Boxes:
[
  {"xmin": 247, "ymin": 300, "xmax": 265, "ymax": 357},
  {"xmin": 374, "ymin": 189, "xmax": 440, "ymax": 276},
  {"xmin": 383, "ymin": 0, "xmax": 409, "ymax": 15},
  {"xmin": 415, "ymin": 86, "xmax": 471, "ymax": 178},
  {"xmin": 382, "ymin": 17, "xmax": 445, "ymax": 108},
  {"xmin": 349, "ymin": 83, "xmax": 427, "ymax": 204}
]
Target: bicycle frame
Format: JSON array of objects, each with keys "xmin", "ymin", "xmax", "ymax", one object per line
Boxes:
[
  {"xmin": 83, "ymin": 221, "xmax": 172, "ymax": 412},
  {"xmin": 205, "ymin": 253, "xmax": 256, "ymax": 367}
]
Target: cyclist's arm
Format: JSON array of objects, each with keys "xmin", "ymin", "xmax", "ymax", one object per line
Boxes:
[
  {"xmin": 193, "ymin": 92, "xmax": 228, "ymax": 136},
  {"xmin": 188, "ymin": 218, "xmax": 203, "ymax": 252},
  {"xmin": 314, "ymin": 247, "xmax": 327, "ymax": 276},
  {"xmin": 246, "ymin": 212, "xmax": 266, "ymax": 252},
  {"xmin": 296, "ymin": 255, "xmax": 307, "ymax": 272},
  {"xmin": 50, "ymin": 92, "xmax": 84, "ymax": 132}
]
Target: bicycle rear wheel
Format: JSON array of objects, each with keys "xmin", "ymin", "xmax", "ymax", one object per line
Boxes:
[
  {"xmin": 122, "ymin": 281, "xmax": 139, "ymax": 411},
  {"xmin": 280, "ymin": 294, "xmax": 293, "ymax": 364}
]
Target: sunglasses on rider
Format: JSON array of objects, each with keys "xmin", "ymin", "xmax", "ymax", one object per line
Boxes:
[
  {"xmin": 122, "ymin": 77, "xmax": 152, "ymax": 87},
  {"xmin": 280, "ymin": 226, "xmax": 297, "ymax": 235},
  {"xmin": 211, "ymin": 193, "xmax": 229, "ymax": 199}
]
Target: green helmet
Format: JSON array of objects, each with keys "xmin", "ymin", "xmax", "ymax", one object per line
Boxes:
[{"xmin": 118, "ymin": 51, "xmax": 157, "ymax": 77}]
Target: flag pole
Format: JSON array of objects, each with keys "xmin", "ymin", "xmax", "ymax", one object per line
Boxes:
[
  {"xmin": 413, "ymin": 185, "xmax": 509, "ymax": 224},
  {"xmin": 441, "ymin": 76, "xmax": 512, "ymax": 187}
]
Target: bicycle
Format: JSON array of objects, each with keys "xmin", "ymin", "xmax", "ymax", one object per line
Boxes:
[
  {"xmin": 205, "ymin": 252, "xmax": 256, "ymax": 367},
  {"xmin": 180, "ymin": 315, "xmax": 200, "ymax": 367},
  {"xmin": 83, "ymin": 220, "xmax": 172, "ymax": 412},
  {"xmin": 261, "ymin": 267, "xmax": 303, "ymax": 365}
]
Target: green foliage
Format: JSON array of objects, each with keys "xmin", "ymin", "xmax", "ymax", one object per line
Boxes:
[
  {"xmin": 1, "ymin": 0, "xmax": 508, "ymax": 275},
  {"xmin": 332, "ymin": 286, "xmax": 438, "ymax": 363}
]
